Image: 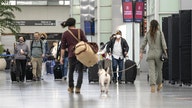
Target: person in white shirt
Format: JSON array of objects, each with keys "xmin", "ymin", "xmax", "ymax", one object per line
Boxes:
[
  {"xmin": 107, "ymin": 30, "xmax": 129, "ymax": 84},
  {"xmin": 51, "ymin": 41, "xmax": 58, "ymax": 59}
]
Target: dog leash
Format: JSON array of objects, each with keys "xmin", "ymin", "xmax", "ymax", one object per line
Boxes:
[
  {"xmin": 112, "ymin": 60, "xmax": 141, "ymax": 73},
  {"xmin": 65, "ymin": 58, "xmax": 141, "ymax": 74}
]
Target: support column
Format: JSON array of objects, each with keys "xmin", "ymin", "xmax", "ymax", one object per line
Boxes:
[
  {"xmin": 70, "ymin": 0, "xmax": 81, "ymax": 28},
  {"xmin": 134, "ymin": 23, "xmax": 140, "ymax": 66},
  {"xmin": 154, "ymin": 0, "xmax": 160, "ymax": 21},
  {"xmin": 95, "ymin": 0, "xmax": 112, "ymax": 44},
  {"xmin": 96, "ymin": 0, "xmax": 100, "ymax": 45}
]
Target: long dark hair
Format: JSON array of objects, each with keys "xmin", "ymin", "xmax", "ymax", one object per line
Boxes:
[
  {"xmin": 61, "ymin": 18, "xmax": 76, "ymax": 28},
  {"xmin": 149, "ymin": 20, "xmax": 159, "ymax": 42}
]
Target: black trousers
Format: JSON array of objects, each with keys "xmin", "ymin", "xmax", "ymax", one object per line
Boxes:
[
  {"xmin": 68, "ymin": 56, "xmax": 84, "ymax": 88},
  {"xmin": 16, "ymin": 59, "xmax": 27, "ymax": 81}
]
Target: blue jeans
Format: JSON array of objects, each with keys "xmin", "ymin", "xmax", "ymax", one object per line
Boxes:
[
  {"xmin": 112, "ymin": 56, "xmax": 124, "ymax": 81},
  {"xmin": 62, "ymin": 57, "xmax": 68, "ymax": 77}
]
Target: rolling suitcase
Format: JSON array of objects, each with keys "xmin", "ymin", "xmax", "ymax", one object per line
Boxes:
[
  {"xmin": 10, "ymin": 61, "xmax": 16, "ymax": 81},
  {"xmin": 26, "ymin": 62, "xmax": 33, "ymax": 81},
  {"xmin": 53, "ymin": 62, "xmax": 63, "ymax": 80},
  {"xmin": 88, "ymin": 63, "xmax": 99, "ymax": 83},
  {"xmin": 124, "ymin": 59, "xmax": 137, "ymax": 84}
]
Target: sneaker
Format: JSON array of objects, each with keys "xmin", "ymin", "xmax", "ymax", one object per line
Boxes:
[
  {"xmin": 68, "ymin": 87, "xmax": 74, "ymax": 93},
  {"xmin": 157, "ymin": 84, "xmax": 163, "ymax": 92},
  {"xmin": 75, "ymin": 88, "xmax": 81, "ymax": 94},
  {"xmin": 37, "ymin": 77, "xmax": 41, "ymax": 81},
  {"xmin": 64, "ymin": 77, "xmax": 67, "ymax": 80},
  {"xmin": 118, "ymin": 81, "xmax": 122, "ymax": 84},
  {"xmin": 62, "ymin": 77, "xmax": 67, "ymax": 81},
  {"xmin": 113, "ymin": 79, "xmax": 117, "ymax": 84},
  {"xmin": 32, "ymin": 77, "xmax": 37, "ymax": 81},
  {"xmin": 20, "ymin": 80, "xmax": 24, "ymax": 82}
]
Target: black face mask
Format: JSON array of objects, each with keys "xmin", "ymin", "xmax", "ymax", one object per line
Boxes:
[
  {"xmin": 41, "ymin": 37, "xmax": 45, "ymax": 40},
  {"xmin": 18, "ymin": 39, "xmax": 24, "ymax": 43}
]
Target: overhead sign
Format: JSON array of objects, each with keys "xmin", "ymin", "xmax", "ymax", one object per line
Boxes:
[
  {"xmin": 122, "ymin": 0, "xmax": 133, "ymax": 22},
  {"xmin": 15, "ymin": 20, "xmax": 56, "ymax": 26},
  {"xmin": 134, "ymin": 0, "xmax": 144, "ymax": 22}
]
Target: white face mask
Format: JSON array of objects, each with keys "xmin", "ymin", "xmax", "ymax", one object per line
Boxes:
[{"xmin": 116, "ymin": 35, "xmax": 121, "ymax": 39}]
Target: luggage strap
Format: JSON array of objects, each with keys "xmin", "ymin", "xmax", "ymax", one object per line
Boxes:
[
  {"xmin": 68, "ymin": 29, "xmax": 87, "ymax": 55},
  {"xmin": 68, "ymin": 29, "xmax": 80, "ymax": 42}
]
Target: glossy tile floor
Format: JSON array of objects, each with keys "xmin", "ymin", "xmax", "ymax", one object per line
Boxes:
[{"xmin": 0, "ymin": 70, "xmax": 192, "ymax": 108}]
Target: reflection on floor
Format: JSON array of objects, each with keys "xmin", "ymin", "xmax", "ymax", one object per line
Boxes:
[{"xmin": 0, "ymin": 70, "xmax": 192, "ymax": 108}]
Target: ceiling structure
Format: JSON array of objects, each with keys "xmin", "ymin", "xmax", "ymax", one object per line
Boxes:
[{"xmin": 8, "ymin": 0, "xmax": 70, "ymax": 5}]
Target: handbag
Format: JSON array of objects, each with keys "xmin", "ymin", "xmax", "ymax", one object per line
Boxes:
[{"xmin": 160, "ymin": 53, "xmax": 168, "ymax": 62}]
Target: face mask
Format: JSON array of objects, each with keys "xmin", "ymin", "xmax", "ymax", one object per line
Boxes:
[
  {"xmin": 41, "ymin": 37, "xmax": 45, "ymax": 40},
  {"xmin": 19, "ymin": 39, "xmax": 24, "ymax": 43},
  {"xmin": 116, "ymin": 35, "xmax": 121, "ymax": 39}
]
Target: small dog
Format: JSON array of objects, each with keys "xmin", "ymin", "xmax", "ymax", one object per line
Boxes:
[{"xmin": 98, "ymin": 67, "xmax": 111, "ymax": 94}]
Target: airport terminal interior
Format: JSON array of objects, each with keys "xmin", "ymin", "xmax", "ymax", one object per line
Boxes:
[{"xmin": 1, "ymin": 0, "xmax": 192, "ymax": 108}]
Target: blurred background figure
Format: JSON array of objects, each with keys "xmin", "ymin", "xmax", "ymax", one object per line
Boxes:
[
  {"xmin": 6, "ymin": 49, "xmax": 10, "ymax": 55},
  {"xmin": 40, "ymin": 33, "xmax": 49, "ymax": 80},
  {"xmin": 51, "ymin": 41, "xmax": 58, "ymax": 59}
]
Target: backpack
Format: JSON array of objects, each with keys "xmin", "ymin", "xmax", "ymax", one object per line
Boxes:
[{"xmin": 30, "ymin": 40, "xmax": 43, "ymax": 54}]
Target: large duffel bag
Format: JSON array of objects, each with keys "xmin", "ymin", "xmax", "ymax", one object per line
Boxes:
[
  {"xmin": 68, "ymin": 29, "xmax": 98, "ymax": 67},
  {"xmin": 74, "ymin": 41, "xmax": 98, "ymax": 67}
]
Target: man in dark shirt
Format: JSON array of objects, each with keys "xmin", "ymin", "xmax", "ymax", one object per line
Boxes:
[{"xmin": 60, "ymin": 18, "xmax": 87, "ymax": 94}]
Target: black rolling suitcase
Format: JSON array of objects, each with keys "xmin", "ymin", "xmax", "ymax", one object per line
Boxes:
[
  {"xmin": 124, "ymin": 59, "xmax": 137, "ymax": 84},
  {"xmin": 53, "ymin": 62, "xmax": 63, "ymax": 80},
  {"xmin": 26, "ymin": 62, "xmax": 33, "ymax": 81},
  {"xmin": 10, "ymin": 61, "xmax": 16, "ymax": 81},
  {"xmin": 88, "ymin": 63, "xmax": 99, "ymax": 83}
]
